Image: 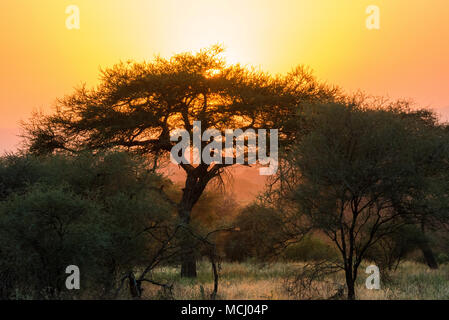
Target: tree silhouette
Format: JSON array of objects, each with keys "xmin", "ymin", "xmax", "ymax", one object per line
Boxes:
[
  {"xmin": 270, "ymin": 101, "xmax": 449, "ymax": 299},
  {"xmin": 24, "ymin": 46, "xmax": 335, "ymax": 277}
]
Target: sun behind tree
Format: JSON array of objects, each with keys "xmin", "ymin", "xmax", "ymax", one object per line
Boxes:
[{"xmin": 23, "ymin": 45, "xmax": 336, "ymax": 277}]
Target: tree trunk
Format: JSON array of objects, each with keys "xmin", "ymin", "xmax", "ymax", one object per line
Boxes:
[
  {"xmin": 128, "ymin": 272, "xmax": 142, "ymax": 299},
  {"xmin": 345, "ymin": 272, "xmax": 356, "ymax": 300},
  {"xmin": 419, "ymin": 224, "xmax": 438, "ymax": 269},
  {"xmin": 177, "ymin": 166, "xmax": 213, "ymax": 278},
  {"xmin": 347, "ymin": 284, "xmax": 355, "ymax": 300},
  {"xmin": 181, "ymin": 251, "xmax": 197, "ymax": 278},
  {"xmin": 210, "ymin": 257, "xmax": 219, "ymax": 300},
  {"xmin": 419, "ymin": 240, "xmax": 438, "ymax": 269},
  {"xmin": 179, "ymin": 206, "xmax": 197, "ymax": 278}
]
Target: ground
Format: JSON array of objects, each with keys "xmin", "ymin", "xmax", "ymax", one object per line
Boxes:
[{"xmin": 142, "ymin": 261, "xmax": 449, "ymax": 300}]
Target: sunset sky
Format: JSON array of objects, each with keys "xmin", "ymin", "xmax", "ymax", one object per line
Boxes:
[{"xmin": 1, "ymin": 0, "xmax": 448, "ymax": 152}]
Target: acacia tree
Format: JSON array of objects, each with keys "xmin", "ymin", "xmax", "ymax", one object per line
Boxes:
[
  {"xmin": 24, "ymin": 46, "xmax": 335, "ymax": 277},
  {"xmin": 272, "ymin": 101, "xmax": 449, "ymax": 299}
]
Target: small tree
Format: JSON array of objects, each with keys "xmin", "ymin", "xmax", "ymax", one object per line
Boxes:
[{"xmin": 277, "ymin": 102, "xmax": 448, "ymax": 299}]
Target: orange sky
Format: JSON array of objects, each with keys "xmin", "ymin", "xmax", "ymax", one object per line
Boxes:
[{"xmin": 1, "ymin": 0, "xmax": 449, "ymax": 153}]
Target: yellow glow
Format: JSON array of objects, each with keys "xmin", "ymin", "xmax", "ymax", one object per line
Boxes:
[
  {"xmin": 205, "ymin": 69, "xmax": 222, "ymax": 78},
  {"xmin": 1, "ymin": 0, "xmax": 449, "ymax": 151}
]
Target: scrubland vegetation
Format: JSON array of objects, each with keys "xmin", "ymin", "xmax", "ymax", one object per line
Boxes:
[{"xmin": 1, "ymin": 47, "xmax": 448, "ymax": 300}]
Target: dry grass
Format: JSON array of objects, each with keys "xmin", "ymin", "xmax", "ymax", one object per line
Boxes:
[{"xmin": 141, "ymin": 260, "xmax": 449, "ymax": 300}]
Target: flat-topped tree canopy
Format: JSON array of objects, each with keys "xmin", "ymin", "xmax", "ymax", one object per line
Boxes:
[{"xmin": 25, "ymin": 45, "xmax": 335, "ymax": 160}]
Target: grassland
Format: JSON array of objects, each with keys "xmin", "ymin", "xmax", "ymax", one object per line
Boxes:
[{"xmin": 142, "ymin": 261, "xmax": 449, "ymax": 300}]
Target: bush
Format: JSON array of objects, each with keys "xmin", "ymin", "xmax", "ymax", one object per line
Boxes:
[
  {"xmin": 223, "ymin": 205, "xmax": 285, "ymax": 262},
  {"xmin": 436, "ymin": 253, "xmax": 449, "ymax": 264},
  {"xmin": 0, "ymin": 185, "xmax": 99, "ymax": 298},
  {"xmin": 364, "ymin": 225, "xmax": 425, "ymax": 271},
  {"xmin": 281, "ymin": 236, "xmax": 339, "ymax": 262},
  {"xmin": 0, "ymin": 152, "xmax": 172, "ymax": 299}
]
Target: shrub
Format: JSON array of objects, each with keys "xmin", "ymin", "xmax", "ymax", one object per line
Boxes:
[
  {"xmin": 223, "ymin": 205, "xmax": 285, "ymax": 262},
  {"xmin": 282, "ymin": 236, "xmax": 339, "ymax": 262},
  {"xmin": 0, "ymin": 152, "xmax": 172, "ymax": 299}
]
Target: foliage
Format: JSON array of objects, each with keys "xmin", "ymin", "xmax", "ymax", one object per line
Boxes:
[
  {"xmin": 0, "ymin": 152, "xmax": 172, "ymax": 299},
  {"xmin": 268, "ymin": 100, "xmax": 449, "ymax": 299},
  {"xmin": 223, "ymin": 205, "xmax": 286, "ymax": 261},
  {"xmin": 282, "ymin": 236, "xmax": 339, "ymax": 262}
]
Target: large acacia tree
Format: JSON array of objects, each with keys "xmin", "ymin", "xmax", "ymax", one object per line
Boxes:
[{"xmin": 24, "ymin": 46, "xmax": 335, "ymax": 277}]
